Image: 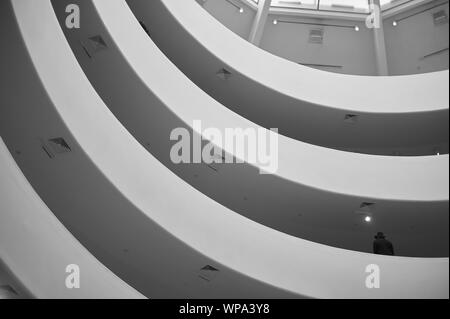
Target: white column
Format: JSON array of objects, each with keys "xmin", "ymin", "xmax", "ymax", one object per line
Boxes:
[
  {"xmin": 248, "ymin": 0, "xmax": 271, "ymax": 46},
  {"xmin": 371, "ymin": 0, "xmax": 389, "ymax": 76}
]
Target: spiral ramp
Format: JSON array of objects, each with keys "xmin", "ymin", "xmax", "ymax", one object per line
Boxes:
[{"xmin": 0, "ymin": 0, "xmax": 448, "ymax": 299}]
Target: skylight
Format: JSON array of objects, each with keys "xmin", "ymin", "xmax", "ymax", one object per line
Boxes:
[
  {"xmin": 248, "ymin": 0, "xmax": 405, "ymax": 13},
  {"xmin": 318, "ymin": 0, "xmax": 371, "ymax": 13},
  {"xmin": 270, "ymin": 0, "xmax": 371, "ymax": 13},
  {"xmin": 271, "ymin": 0, "xmax": 317, "ymax": 10}
]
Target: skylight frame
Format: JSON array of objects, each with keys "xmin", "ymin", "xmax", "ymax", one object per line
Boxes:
[
  {"xmin": 243, "ymin": 0, "xmax": 426, "ymax": 14},
  {"xmin": 270, "ymin": 0, "xmax": 372, "ymax": 14}
]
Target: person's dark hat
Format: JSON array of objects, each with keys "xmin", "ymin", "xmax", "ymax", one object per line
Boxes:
[{"xmin": 374, "ymin": 232, "xmax": 386, "ymax": 239}]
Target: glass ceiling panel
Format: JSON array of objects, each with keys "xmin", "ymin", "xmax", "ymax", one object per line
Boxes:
[
  {"xmin": 270, "ymin": 0, "xmax": 373, "ymax": 13},
  {"xmin": 255, "ymin": 0, "xmax": 407, "ymax": 12},
  {"xmin": 271, "ymin": 0, "xmax": 317, "ymax": 10},
  {"xmin": 319, "ymin": 0, "xmax": 370, "ymax": 13},
  {"xmin": 380, "ymin": 0, "xmax": 414, "ymax": 9}
]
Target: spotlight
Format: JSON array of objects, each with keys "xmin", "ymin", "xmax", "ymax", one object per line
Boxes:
[
  {"xmin": 393, "ymin": 20, "xmax": 398, "ymax": 26},
  {"xmin": 364, "ymin": 216, "xmax": 372, "ymax": 223},
  {"xmin": 273, "ymin": 19, "xmax": 278, "ymax": 25},
  {"xmin": 354, "ymin": 25, "xmax": 359, "ymax": 31},
  {"xmin": 239, "ymin": 7, "xmax": 244, "ymax": 13}
]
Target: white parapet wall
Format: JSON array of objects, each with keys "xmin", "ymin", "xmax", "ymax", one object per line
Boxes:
[
  {"xmin": 46, "ymin": 0, "xmax": 450, "ymax": 256},
  {"xmin": 0, "ymin": 139, "xmax": 143, "ymax": 299},
  {"xmin": 126, "ymin": 0, "xmax": 449, "ymax": 155}
]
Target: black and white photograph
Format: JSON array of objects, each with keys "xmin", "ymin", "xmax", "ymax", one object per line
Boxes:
[{"xmin": 0, "ymin": 0, "xmax": 448, "ymax": 306}]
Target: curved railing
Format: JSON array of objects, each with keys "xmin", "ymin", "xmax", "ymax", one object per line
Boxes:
[
  {"xmin": 125, "ymin": 0, "xmax": 449, "ymax": 156},
  {"xmin": 0, "ymin": 139, "xmax": 143, "ymax": 299},
  {"xmin": 49, "ymin": 0, "xmax": 448, "ymax": 256}
]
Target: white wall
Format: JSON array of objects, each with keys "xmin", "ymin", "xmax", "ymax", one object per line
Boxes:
[
  {"xmin": 199, "ymin": 0, "xmax": 256, "ymax": 39},
  {"xmin": 384, "ymin": 1, "xmax": 449, "ymax": 75},
  {"xmin": 0, "ymin": 139, "xmax": 143, "ymax": 299},
  {"xmin": 260, "ymin": 15, "xmax": 378, "ymax": 76},
  {"xmin": 200, "ymin": 0, "xmax": 449, "ymax": 76}
]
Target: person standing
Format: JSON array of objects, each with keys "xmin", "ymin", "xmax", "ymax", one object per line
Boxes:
[{"xmin": 373, "ymin": 232, "xmax": 395, "ymax": 256}]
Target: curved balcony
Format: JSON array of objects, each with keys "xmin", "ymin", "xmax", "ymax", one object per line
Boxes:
[
  {"xmin": 46, "ymin": 0, "xmax": 449, "ymax": 257},
  {"xmin": 126, "ymin": 0, "xmax": 449, "ymax": 156},
  {"xmin": 0, "ymin": 139, "xmax": 142, "ymax": 299}
]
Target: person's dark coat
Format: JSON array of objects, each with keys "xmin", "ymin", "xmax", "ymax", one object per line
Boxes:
[{"xmin": 373, "ymin": 232, "xmax": 394, "ymax": 255}]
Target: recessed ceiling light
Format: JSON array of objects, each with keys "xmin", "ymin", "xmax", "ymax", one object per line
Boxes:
[
  {"xmin": 354, "ymin": 25, "xmax": 359, "ymax": 31},
  {"xmin": 364, "ymin": 216, "xmax": 372, "ymax": 223},
  {"xmin": 239, "ymin": 7, "xmax": 244, "ymax": 13},
  {"xmin": 273, "ymin": 19, "xmax": 278, "ymax": 25},
  {"xmin": 392, "ymin": 20, "xmax": 398, "ymax": 26}
]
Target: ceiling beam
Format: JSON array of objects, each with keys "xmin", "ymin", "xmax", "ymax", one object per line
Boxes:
[
  {"xmin": 371, "ymin": 0, "xmax": 390, "ymax": 75},
  {"xmin": 248, "ymin": 0, "xmax": 271, "ymax": 46}
]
